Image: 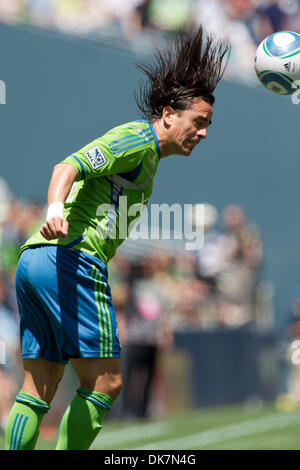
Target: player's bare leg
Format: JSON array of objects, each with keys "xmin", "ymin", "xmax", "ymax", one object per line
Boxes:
[
  {"xmin": 70, "ymin": 357, "xmax": 122, "ymax": 399},
  {"xmin": 22, "ymin": 358, "xmax": 66, "ymax": 404},
  {"xmin": 56, "ymin": 357, "xmax": 122, "ymax": 450},
  {"xmin": 5, "ymin": 358, "xmax": 65, "ymax": 450}
]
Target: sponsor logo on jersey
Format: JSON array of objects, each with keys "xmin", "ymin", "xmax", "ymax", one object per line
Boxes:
[{"xmin": 85, "ymin": 146, "xmax": 106, "ymax": 169}]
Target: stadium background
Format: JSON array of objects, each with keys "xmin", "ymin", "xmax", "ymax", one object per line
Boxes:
[{"xmin": 1, "ymin": 0, "xmax": 300, "ymax": 450}]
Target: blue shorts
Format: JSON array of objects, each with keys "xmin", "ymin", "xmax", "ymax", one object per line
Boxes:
[{"xmin": 15, "ymin": 245, "xmax": 121, "ymax": 364}]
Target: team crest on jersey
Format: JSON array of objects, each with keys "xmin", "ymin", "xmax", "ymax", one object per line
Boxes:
[{"xmin": 85, "ymin": 146, "xmax": 106, "ymax": 169}]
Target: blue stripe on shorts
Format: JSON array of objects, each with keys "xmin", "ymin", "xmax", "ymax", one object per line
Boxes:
[{"xmin": 15, "ymin": 246, "xmax": 121, "ymax": 363}]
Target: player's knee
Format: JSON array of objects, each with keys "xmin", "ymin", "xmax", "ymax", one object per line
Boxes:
[
  {"xmin": 107, "ymin": 375, "xmax": 122, "ymax": 400},
  {"xmin": 23, "ymin": 362, "xmax": 65, "ymax": 404},
  {"xmin": 80, "ymin": 374, "xmax": 122, "ymax": 399},
  {"xmin": 40, "ymin": 376, "xmax": 64, "ymax": 404}
]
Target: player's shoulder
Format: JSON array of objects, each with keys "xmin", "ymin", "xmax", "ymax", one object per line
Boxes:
[
  {"xmin": 99, "ymin": 119, "xmax": 157, "ymax": 158},
  {"xmin": 104, "ymin": 119, "xmax": 153, "ymax": 141}
]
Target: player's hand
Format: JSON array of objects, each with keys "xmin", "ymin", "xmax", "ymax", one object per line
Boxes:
[{"xmin": 40, "ymin": 217, "xmax": 69, "ymax": 240}]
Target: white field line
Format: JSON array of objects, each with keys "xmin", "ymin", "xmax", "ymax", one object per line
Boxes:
[
  {"xmin": 91, "ymin": 421, "xmax": 168, "ymax": 449},
  {"xmin": 137, "ymin": 412, "xmax": 300, "ymax": 450}
]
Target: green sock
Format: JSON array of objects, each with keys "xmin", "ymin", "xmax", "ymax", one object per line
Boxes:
[
  {"xmin": 56, "ymin": 387, "xmax": 114, "ymax": 450},
  {"xmin": 5, "ymin": 390, "xmax": 50, "ymax": 450}
]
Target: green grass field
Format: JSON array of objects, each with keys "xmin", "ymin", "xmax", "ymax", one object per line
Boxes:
[{"xmin": 1, "ymin": 403, "xmax": 299, "ymax": 450}]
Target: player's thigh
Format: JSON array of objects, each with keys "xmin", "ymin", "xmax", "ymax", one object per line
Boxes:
[
  {"xmin": 70, "ymin": 357, "xmax": 122, "ymax": 399},
  {"xmin": 22, "ymin": 358, "xmax": 65, "ymax": 404}
]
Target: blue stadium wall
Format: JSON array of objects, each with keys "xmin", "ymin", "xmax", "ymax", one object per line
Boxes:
[{"xmin": 1, "ymin": 21, "xmax": 300, "ymax": 333}]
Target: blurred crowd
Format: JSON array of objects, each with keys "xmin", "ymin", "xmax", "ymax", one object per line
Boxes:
[
  {"xmin": 1, "ymin": 0, "xmax": 300, "ymax": 82},
  {"xmin": 275, "ymin": 284, "xmax": 300, "ymax": 411},
  {"xmin": 0, "ymin": 174, "xmax": 271, "ymax": 424},
  {"xmin": 111, "ymin": 202, "xmax": 267, "ymax": 418}
]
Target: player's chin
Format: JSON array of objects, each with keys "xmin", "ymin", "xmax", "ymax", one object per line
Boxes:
[
  {"xmin": 181, "ymin": 146, "xmax": 193, "ymax": 156},
  {"xmin": 182, "ymin": 142, "xmax": 198, "ymax": 156},
  {"xmin": 184, "ymin": 149, "xmax": 194, "ymax": 157}
]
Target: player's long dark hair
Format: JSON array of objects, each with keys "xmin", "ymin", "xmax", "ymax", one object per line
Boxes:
[{"xmin": 135, "ymin": 26, "xmax": 231, "ymax": 119}]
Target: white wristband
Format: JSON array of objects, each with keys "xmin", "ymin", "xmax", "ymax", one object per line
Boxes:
[{"xmin": 46, "ymin": 202, "xmax": 64, "ymax": 221}]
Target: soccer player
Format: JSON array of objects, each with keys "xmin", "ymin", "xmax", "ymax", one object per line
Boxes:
[{"xmin": 5, "ymin": 27, "xmax": 230, "ymax": 450}]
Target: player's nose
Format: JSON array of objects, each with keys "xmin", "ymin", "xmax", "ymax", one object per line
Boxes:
[{"xmin": 198, "ymin": 128, "xmax": 207, "ymax": 139}]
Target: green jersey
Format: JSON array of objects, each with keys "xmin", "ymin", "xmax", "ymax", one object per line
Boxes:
[{"xmin": 22, "ymin": 120, "xmax": 161, "ymax": 265}]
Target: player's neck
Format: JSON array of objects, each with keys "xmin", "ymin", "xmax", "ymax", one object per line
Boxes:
[{"xmin": 152, "ymin": 120, "xmax": 177, "ymax": 159}]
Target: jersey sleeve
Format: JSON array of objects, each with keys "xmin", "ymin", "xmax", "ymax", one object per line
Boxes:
[{"xmin": 62, "ymin": 125, "xmax": 153, "ymax": 181}]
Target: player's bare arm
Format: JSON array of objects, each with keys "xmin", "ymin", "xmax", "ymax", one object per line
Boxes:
[{"xmin": 40, "ymin": 163, "xmax": 77, "ymax": 241}]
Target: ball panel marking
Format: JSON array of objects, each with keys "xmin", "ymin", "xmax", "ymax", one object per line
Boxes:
[
  {"xmin": 265, "ymin": 32, "xmax": 300, "ymax": 57},
  {"xmin": 260, "ymin": 72, "xmax": 293, "ymax": 95},
  {"xmin": 273, "ymin": 32, "xmax": 295, "ymax": 47}
]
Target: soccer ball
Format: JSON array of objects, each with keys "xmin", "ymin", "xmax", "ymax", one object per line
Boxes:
[{"xmin": 254, "ymin": 31, "xmax": 300, "ymax": 95}]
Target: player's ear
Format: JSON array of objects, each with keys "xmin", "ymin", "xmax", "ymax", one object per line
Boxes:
[{"xmin": 162, "ymin": 106, "xmax": 176, "ymax": 127}]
